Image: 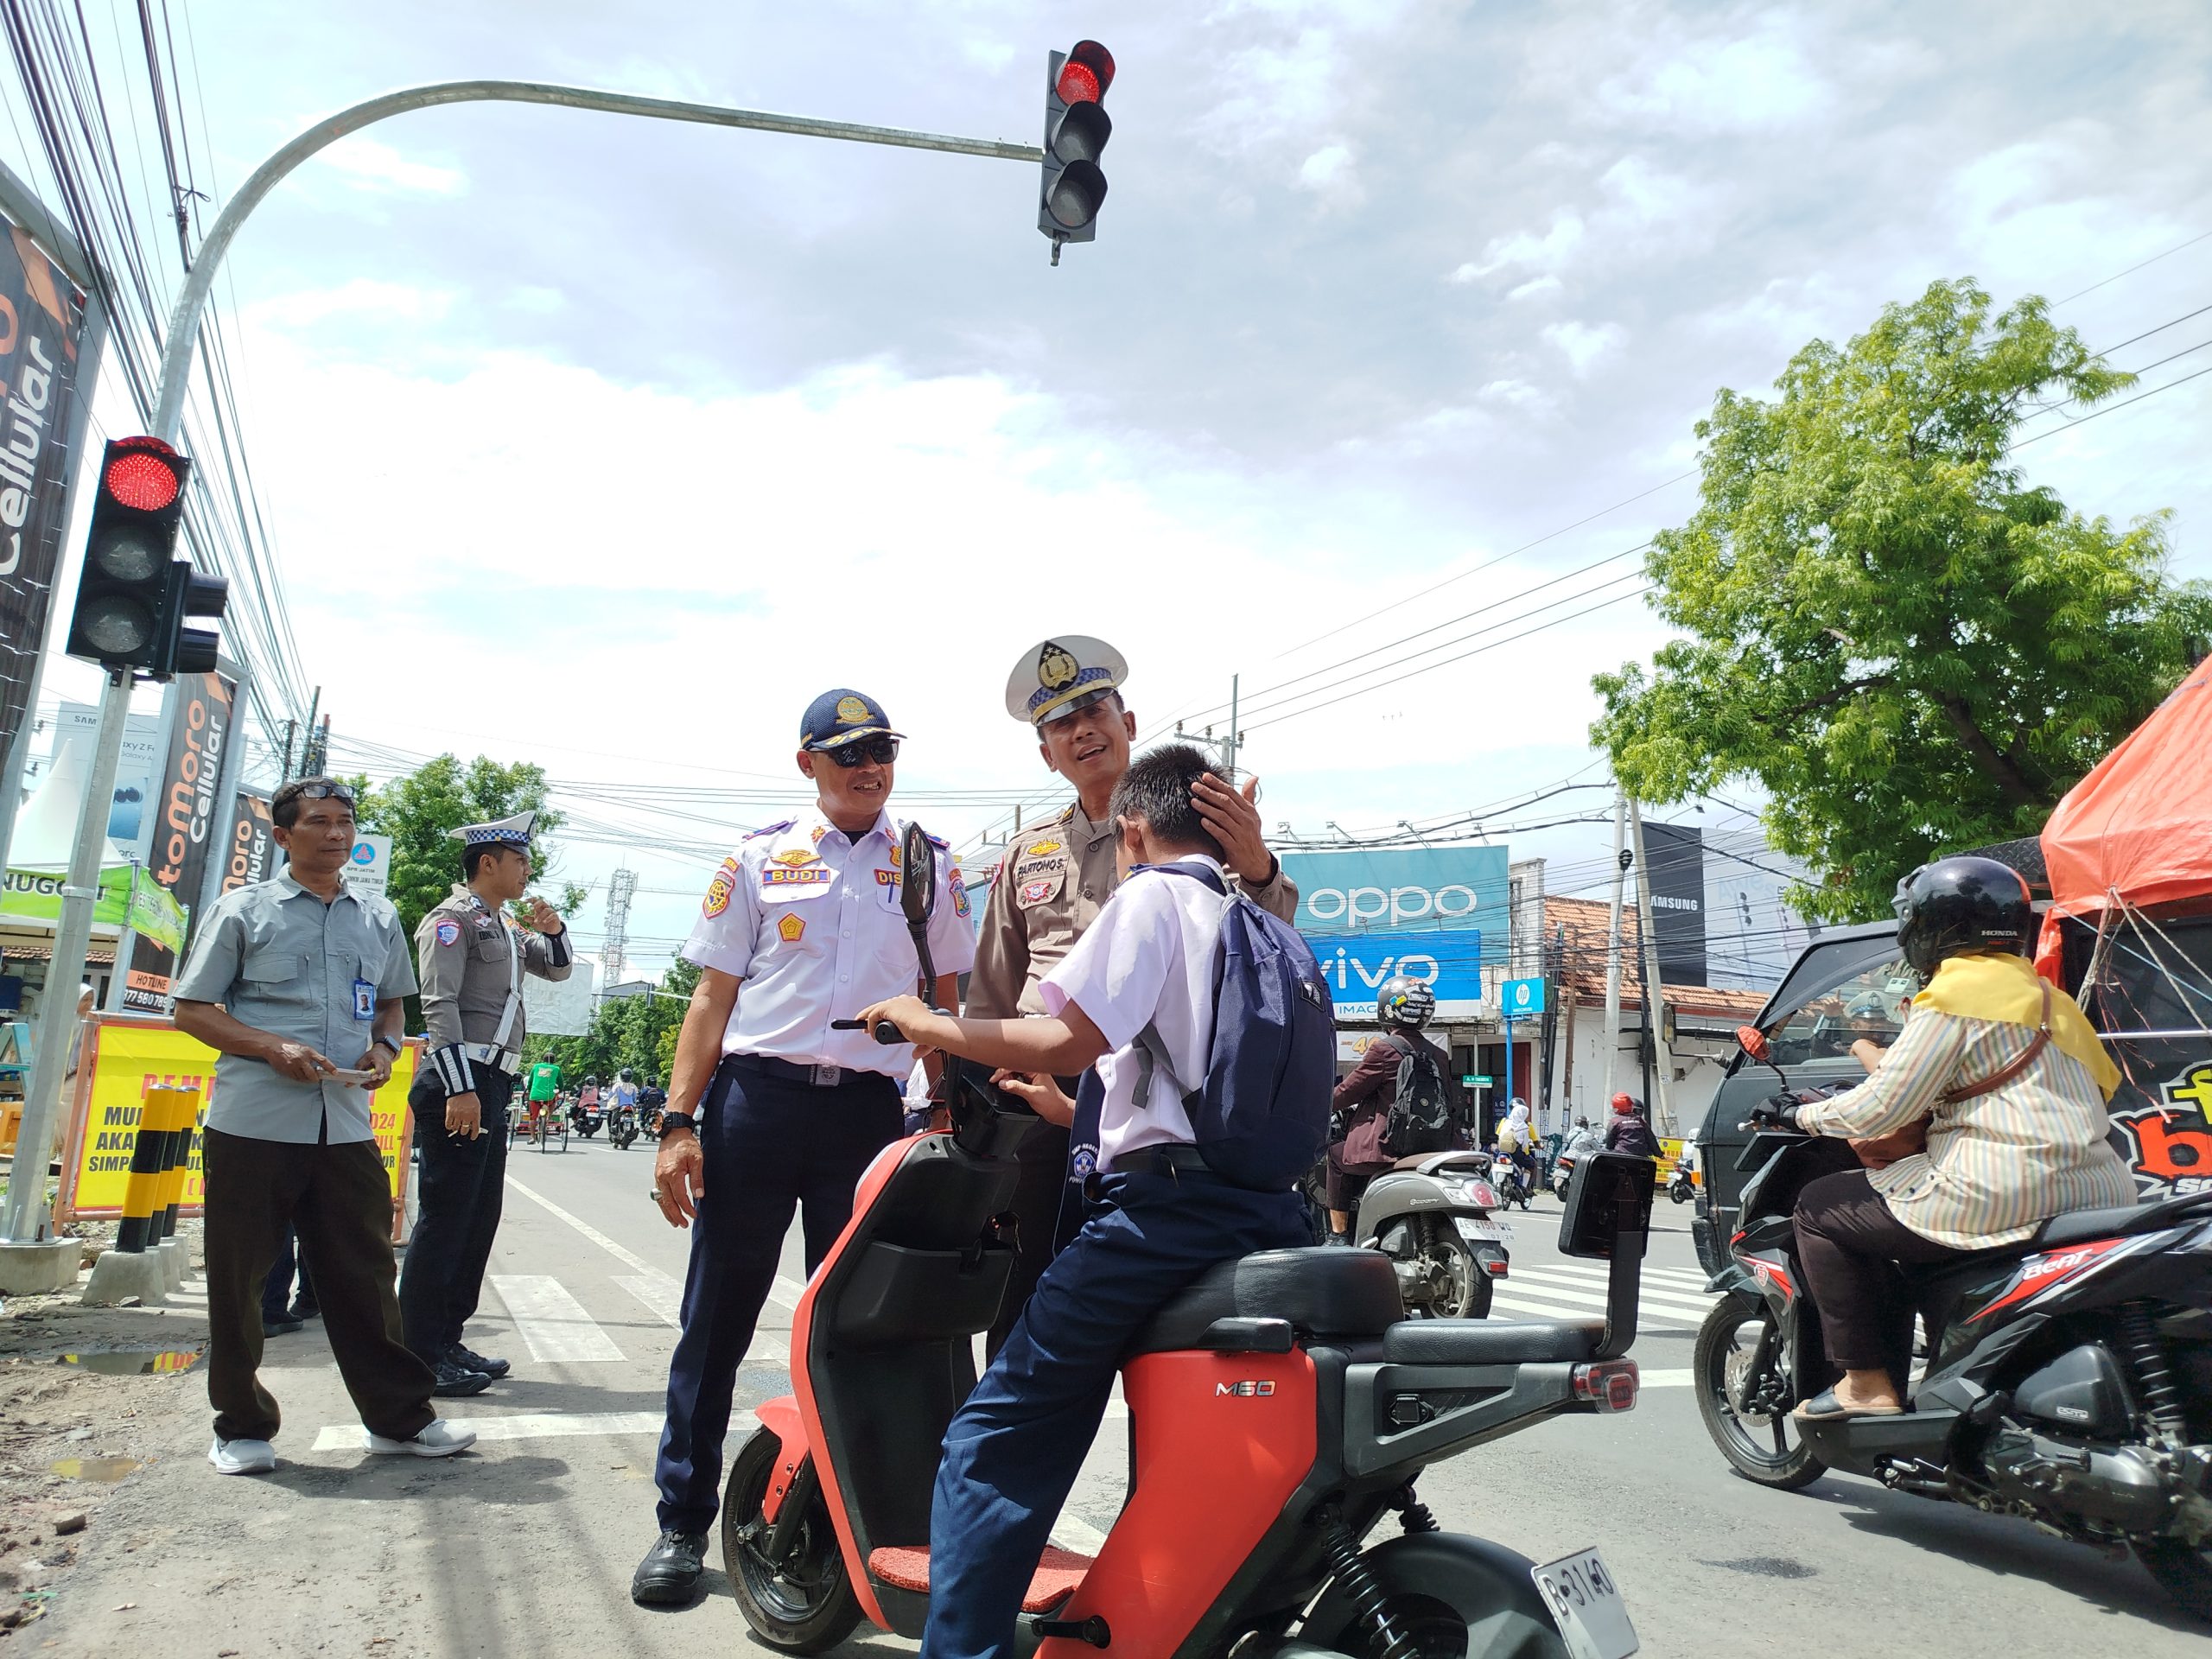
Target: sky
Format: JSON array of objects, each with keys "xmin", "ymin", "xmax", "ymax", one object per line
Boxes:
[{"xmin": 11, "ymin": 0, "xmax": 2211, "ymax": 978}]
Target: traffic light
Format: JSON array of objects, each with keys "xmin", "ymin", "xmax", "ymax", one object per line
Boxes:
[
  {"xmin": 61, "ymin": 435, "xmax": 226, "ymax": 681},
  {"xmin": 1039, "ymin": 40, "xmax": 1114, "ymax": 262}
]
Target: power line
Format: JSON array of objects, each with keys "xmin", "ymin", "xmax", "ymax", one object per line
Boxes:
[{"xmin": 2053, "ymin": 229, "xmax": 2212, "ymax": 306}]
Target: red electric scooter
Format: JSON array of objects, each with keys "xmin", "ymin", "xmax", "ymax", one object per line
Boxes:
[{"xmin": 725, "ymin": 832, "xmax": 1656, "ymax": 1657}]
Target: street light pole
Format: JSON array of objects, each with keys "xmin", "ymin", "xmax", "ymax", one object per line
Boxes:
[{"xmin": 3, "ymin": 79, "xmax": 1043, "ymax": 1255}]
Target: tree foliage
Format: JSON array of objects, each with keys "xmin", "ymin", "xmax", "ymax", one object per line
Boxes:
[{"xmin": 1592, "ymin": 278, "xmax": 2212, "ymax": 920}]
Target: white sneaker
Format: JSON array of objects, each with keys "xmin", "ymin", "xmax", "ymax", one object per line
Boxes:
[
  {"xmin": 364, "ymin": 1418, "xmax": 477, "ymax": 1459},
  {"xmin": 208, "ymin": 1435, "xmax": 276, "ymax": 1475}
]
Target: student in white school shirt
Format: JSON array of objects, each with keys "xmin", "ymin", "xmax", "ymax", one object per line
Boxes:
[{"xmin": 855, "ymin": 742, "xmax": 1312, "ymax": 1659}]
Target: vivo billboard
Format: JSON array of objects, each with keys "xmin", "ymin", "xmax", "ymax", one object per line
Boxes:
[{"xmin": 1281, "ymin": 844, "xmax": 1509, "ymax": 1012}]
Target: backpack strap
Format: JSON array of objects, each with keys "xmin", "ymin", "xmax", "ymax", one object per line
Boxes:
[
  {"xmin": 1133, "ymin": 860, "xmax": 1230, "ymax": 897},
  {"xmin": 1939, "ymin": 980, "xmax": 2053, "ymax": 1104}
]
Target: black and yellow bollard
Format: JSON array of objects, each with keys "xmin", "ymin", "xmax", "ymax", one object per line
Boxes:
[{"xmin": 83, "ymin": 1084, "xmax": 199, "ymax": 1306}]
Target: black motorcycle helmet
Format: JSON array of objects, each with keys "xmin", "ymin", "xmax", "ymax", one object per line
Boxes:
[
  {"xmin": 1376, "ymin": 975, "xmax": 1436, "ymax": 1030},
  {"xmin": 1893, "ymin": 855, "xmax": 2035, "ymax": 979}
]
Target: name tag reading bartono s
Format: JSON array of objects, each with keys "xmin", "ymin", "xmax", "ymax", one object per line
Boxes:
[{"xmin": 1531, "ymin": 1548, "xmax": 1637, "ymax": 1659}]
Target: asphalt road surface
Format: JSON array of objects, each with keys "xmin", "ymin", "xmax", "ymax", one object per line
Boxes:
[{"xmin": 35, "ymin": 1134, "xmax": 2212, "ymax": 1656}]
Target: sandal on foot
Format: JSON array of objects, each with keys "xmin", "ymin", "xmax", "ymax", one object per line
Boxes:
[{"xmin": 1793, "ymin": 1388, "xmax": 1903, "ymax": 1421}]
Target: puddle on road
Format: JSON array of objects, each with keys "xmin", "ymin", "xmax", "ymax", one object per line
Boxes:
[
  {"xmin": 52, "ymin": 1347, "xmax": 204, "ymax": 1376},
  {"xmin": 1701, "ymin": 1555, "xmax": 1818, "ymax": 1580},
  {"xmin": 48, "ymin": 1456, "xmax": 143, "ymax": 1483}
]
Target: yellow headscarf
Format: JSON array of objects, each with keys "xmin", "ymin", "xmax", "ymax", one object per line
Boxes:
[{"xmin": 1912, "ymin": 951, "xmax": 2120, "ymax": 1099}]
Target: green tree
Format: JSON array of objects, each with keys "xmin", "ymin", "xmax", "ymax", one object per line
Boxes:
[
  {"xmin": 346, "ymin": 753, "xmax": 586, "ymax": 946},
  {"xmin": 1592, "ymin": 278, "xmax": 2212, "ymax": 920}
]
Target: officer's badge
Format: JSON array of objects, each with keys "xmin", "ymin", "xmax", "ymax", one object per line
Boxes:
[
  {"xmin": 473, "ymin": 916, "xmax": 494, "ymax": 934},
  {"xmin": 1037, "ymin": 641, "xmax": 1079, "ymax": 693},
  {"xmin": 1071, "ymin": 1145, "xmax": 1097, "ymax": 1179},
  {"xmin": 836, "ymin": 695, "xmax": 870, "ymax": 723},
  {"xmin": 810, "ymin": 824, "xmax": 827, "ymax": 844},
  {"xmin": 1026, "ymin": 840, "xmax": 1063, "ymax": 859},
  {"xmin": 434, "ymin": 919, "xmax": 461, "ymax": 947},
  {"xmin": 771, "ymin": 848, "xmax": 820, "ymax": 868},
  {"xmin": 702, "ymin": 856, "xmax": 740, "ymax": 918},
  {"xmin": 1019, "ymin": 876, "xmax": 1058, "ymax": 907},
  {"xmin": 888, "ymin": 845, "xmax": 901, "ymax": 868},
  {"xmin": 778, "ymin": 912, "xmax": 806, "ymax": 942}
]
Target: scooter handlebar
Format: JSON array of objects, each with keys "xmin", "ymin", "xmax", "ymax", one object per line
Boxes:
[{"xmin": 830, "ymin": 1017, "xmax": 906, "ymax": 1046}]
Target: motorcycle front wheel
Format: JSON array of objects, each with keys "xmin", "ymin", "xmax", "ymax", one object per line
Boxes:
[
  {"xmin": 723, "ymin": 1428, "xmax": 861, "ymax": 1654},
  {"xmin": 1693, "ymin": 1298, "xmax": 1825, "ymax": 1490},
  {"xmin": 1300, "ymin": 1533, "xmax": 1568, "ymax": 1657}
]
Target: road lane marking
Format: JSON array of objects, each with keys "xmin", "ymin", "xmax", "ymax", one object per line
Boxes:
[
  {"xmin": 308, "ymin": 1408, "xmax": 759, "ymax": 1452},
  {"xmin": 490, "ymin": 1274, "xmax": 626, "ymax": 1362},
  {"xmin": 616, "ymin": 1274, "xmax": 791, "ymax": 1367},
  {"xmin": 505, "ymin": 1173, "xmax": 810, "ymax": 1317}
]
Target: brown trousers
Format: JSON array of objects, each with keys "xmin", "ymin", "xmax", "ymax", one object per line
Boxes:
[
  {"xmin": 1792, "ymin": 1167, "xmax": 1974, "ymax": 1373},
  {"xmin": 202, "ymin": 1125, "xmax": 436, "ymax": 1444}
]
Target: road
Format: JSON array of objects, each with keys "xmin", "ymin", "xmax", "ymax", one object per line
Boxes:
[{"xmin": 34, "ymin": 1133, "xmax": 2212, "ymax": 1657}]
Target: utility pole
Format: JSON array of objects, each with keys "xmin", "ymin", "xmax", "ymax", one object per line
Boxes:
[
  {"xmin": 1225, "ymin": 673, "xmax": 1240, "ymax": 778},
  {"xmin": 1599, "ymin": 784, "xmax": 1628, "ymax": 1109},
  {"xmin": 1628, "ymin": 798, "xmax": 1677, "ymax": 1136},
  {"xmin": 2, "ymin": 77, "xmax": 1047, "ymax": 1261}
]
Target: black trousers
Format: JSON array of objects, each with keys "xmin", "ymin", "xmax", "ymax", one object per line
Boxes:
[
  {"xmin": 398, "ymin": 1066, "xmax": 513, "ymax": 1362},
  {"xmin": 655, "ymin": 1055, "xmax": 900, "ymax": 1535},
  {"xmin": 202, "ymin": 1125, "xmax": 435, "ymax": 1445},
  {"xmin": 1793, "ymin": 1167, "xmax": 1973, "ymax": 1373}
]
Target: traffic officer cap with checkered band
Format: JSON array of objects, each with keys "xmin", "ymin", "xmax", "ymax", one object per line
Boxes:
[
  {"xmin": 1003, "ymin": 636, "xmax": 1128, "ymax": 728},
  {"xmin": 448, "ymin": 810, "xmax": 538, "ymax": 848}
]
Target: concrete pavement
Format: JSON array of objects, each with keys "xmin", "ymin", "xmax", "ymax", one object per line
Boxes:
[{"xmin": 23, "ymin": 1136, "xmax": 2211, "ymax": 1656}]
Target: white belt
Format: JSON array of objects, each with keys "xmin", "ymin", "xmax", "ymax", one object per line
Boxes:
[{"xmin": 464, "ymin": 1042, "xmax": 521, "ymax": 1073}]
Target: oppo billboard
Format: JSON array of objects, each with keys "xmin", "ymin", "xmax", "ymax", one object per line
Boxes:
[{"xmin": 1280, "ymin": 844, "xmax": 1510, "ymax": 939}]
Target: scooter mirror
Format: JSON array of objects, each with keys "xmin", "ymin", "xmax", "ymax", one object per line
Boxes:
[
  {"xmin": 1556, "ymin": 1150, "xmax": 1656, "ymax": 1261},
  {"xmin": 899, "ymin": 822, "xmax": 938, "ymax": 930},
  {"xmin": 1736, "ymin": 1024, "xmax": 1771, "ymax": 1063}
]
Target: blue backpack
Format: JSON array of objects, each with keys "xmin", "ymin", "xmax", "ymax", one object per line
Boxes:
[{"xmin": 1139, "ymin": 862, "xmax": 1336, "ymax": 1190}]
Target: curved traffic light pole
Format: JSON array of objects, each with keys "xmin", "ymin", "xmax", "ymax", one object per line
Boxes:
[{"xmin": 2, "ymin": 79, "xmax": 1043, "ymax": 1255}]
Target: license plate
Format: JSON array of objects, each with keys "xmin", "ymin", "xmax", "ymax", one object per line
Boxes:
[
  {"xmin": 1531, "ymin": 1547, "xmax": 1637, "ymax": 1659},
  {"xmin": 1453, "ymin": 1216, "xmax": 1505, "ymax": 1242}
]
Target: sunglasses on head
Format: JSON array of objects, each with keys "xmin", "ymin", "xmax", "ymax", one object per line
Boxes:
[
  {"xmin": 823, "ymin": 735, "xmax": 899, "ymax": 768},
  {"xmin": 291, "ymin": 783, "xmax": 356, "ymax": 805}
]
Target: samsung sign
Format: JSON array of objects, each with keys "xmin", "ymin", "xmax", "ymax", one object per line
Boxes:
[{"xmin": 1281, "ymin": 845, "xmax": 1510, "ymax": 1009}]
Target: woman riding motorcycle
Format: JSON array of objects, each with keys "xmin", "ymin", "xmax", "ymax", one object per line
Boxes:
[
  {"xmin": 1324, "ymin": 976, "xmax": 1443, "ymax": 1244},
  {"xmin": 1603, "ymin": 1091, "xmax": 1661, "ymax": 1158},
  {"xmin": 1496, "ymin": 1097, "xmax": 1539, "ymax": 1192},
  {"xmin": 1763, "ymin": 855, "xmax": 2135, "ymax": 1421}
]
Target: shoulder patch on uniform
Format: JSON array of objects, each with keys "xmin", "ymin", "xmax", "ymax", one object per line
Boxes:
[
  {"xmin": 778, "ymin": 912, "xmax": 805, "ymax": 943},
  {"xmin": 434, "ymin": 919, "xmax": 461, "ymax": 947},
  {"xmin": 810, "ymin": 824, "xmax": 827, "ymax": 844},
  {"xmin": 950, "ymin": 868, "xmax": 970, "ymax": 919},
  {"xmin": 744, "ymin": 819, "xmax": 795, "ymax": 842},
  {"xmin": 925, "ymin": 832, "xmax": 949, "ymax": 849},
  {"xmin": 702, "ymin": 856, "xmax": 740, "ymax": 918},
  {"xmin": 1019, "ymin": 876, "xmax": 1058, "ymax": 906}
]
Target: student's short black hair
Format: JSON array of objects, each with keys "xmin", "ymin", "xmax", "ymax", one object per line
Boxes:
[{"xmin": 1108, "ymin": 742, "xmax": 1226, "ymax": 861}]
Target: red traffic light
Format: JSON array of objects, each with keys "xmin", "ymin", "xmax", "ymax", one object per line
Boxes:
[
  {"xmin": 102, "ymin": 437, "xmax": 183, "ymax": 512},
  {"xmin": 1056, "ymin": 40, "xmax": 1115, "ymax": 105}
]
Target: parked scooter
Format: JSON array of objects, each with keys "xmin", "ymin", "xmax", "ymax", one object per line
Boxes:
[
  {"xmin": 609, "ymin": 1101, "xmax": 640, "ymax": 1150},
  {"xmin": 726, "ymin": 1053, "xmax": 1659, "ymax": 1655},
  {"xmin": 1695, "ymin": 1024, "xmax": 2212, "ymax": 1620},
  {"xmin": 1351, "ymin": 1150, "xmax": 1512, "ymax": 1319},
  {"xmin": 1668, "ymin": 1166, "xmax": 1696, "ymax": 1205}
]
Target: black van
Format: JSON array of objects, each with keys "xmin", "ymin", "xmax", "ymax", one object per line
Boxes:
[{"xmin": 1689, "ymin": 919, "xmax": 1916, "ymax": 1279}]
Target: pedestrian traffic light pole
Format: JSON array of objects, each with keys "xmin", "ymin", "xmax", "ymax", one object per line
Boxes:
[{"xmin": 3, "ymin": 77, "xmax": 1049, "ymax": 1255}]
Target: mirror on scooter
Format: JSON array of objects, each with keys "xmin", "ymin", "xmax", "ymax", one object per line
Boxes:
[
  {"xmin": 899, "ymin": 821, "xmax": 938, "ymax": 934},
  {"xmin": 1556, "ymin": 1151, "xmax": 1655, "ymax": 1261},
  {"xmin": 1736, "ymin": 1024, "xmax": 1771, "ymax": 1062}
]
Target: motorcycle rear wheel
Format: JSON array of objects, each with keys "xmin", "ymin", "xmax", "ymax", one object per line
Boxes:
[
  {"xmin": 1382, "ymin": 1219, "xmax": 1495, "ymax": 1319},
  {"xmin": 1694, "ymin": 1299, "xmax": 1825, "ymax": 1491},
  {"xmin": 723, "ymin": 1428, "xmax": 861, "ymax": 1654},
  {"xmin": 1300, "ymin": 1534, "xmax": 1568, "ymax": 1657},
  {"xmin": 2135, "ymin": 1538, "xmax": 2212, "ymax": 1623}
]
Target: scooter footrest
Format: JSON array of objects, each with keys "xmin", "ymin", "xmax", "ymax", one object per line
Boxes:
[{"xmin": 867, "ymin": 1544, "xmax": 1092, "ymax": 1612}]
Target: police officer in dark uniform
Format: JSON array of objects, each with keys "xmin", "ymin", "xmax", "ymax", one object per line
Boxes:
[
  {"xmin": 631, "ymin": 689, "xmax": 976, "ymax": 1609},
  {"xmin": 398, "ymin": 810, "xmax": 573, "ymax": 1394}
]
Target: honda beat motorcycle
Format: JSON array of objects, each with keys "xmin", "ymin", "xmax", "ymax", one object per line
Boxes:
[
  {"xmin": 609, "ymin": 1101, "xmax": 640, "ymax": 1150},
  {"xmin": 1351, "ymin": 1150, "xmax": 1512, "ymax": 1319},
  {"xmin": 727, "ymin": 825, "xmax": 1656, "ymax": 1656},
  {"xmin": 1695, "ymin": 1025, "xmax": 2212, "ymax": 1620}
]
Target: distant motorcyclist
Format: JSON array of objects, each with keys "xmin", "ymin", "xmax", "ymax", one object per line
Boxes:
[
  {"xmin": 1495, "ymin": 1097, "xmax": 1539, "ymax": 1193},
  {"xmin": 607, "ymin": 1066, "xmax": 641, "ymax": 1116},
  {"xmin": 1563, "ymin": 1116, "xmax": 1604, "ymax": 1159},
  {"xmin": 1325, "ymin": 976, "xmax": 1450, "ymax": 1245},
  {"xmin": 1604, "ymin": 1092, "xmax": 1662, "ymax": 1158},
  {"xmin": 1771, "ymin": 856, "xmax": 2134, "ymax": 1422},
  {"xmin": 638, "ymin": 1074, "xmax": 668, "ymax": 1134}
]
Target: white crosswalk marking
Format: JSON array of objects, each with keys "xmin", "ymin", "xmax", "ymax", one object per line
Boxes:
[
  {"xmin": 1492, "ymin": 1262, "xmax": 1721, "ymax": 1331},
  {"xmin": 309, "ymin": 1408, "xmax": 758, "ymax": 1452},
  {"xmin": 615, "ymin": 1273, "xmax": 793, "ymax": 1368},
  {"xmin": 490, "ymin": 1274, "xmax": 626, "ymax": 1362}
]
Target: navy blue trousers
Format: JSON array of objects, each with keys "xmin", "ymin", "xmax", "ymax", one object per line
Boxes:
[
  {"xmin": 654, "ymin": 1056, "xmax": 899, "ymax": 1535},
  {"xmin": 918, "ymin": 1170, "xmax": 1308, "ymax": 1659},
  {"xmin": 397, "ymin": 1067, "xmax": 512, "ymax": 1361}
]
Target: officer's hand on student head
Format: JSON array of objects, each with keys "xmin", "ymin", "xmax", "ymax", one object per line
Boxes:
[{"xmin": 1191, "ymin": 772, "xmax": 1276, "ymax": 885}]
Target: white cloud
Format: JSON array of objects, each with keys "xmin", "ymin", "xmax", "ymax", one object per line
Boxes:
[
  {"xmin": 1507, "ymin": 275, "xmax": 1563, "ymax": 302},
  {"xmin": 1594, "ymin": 17, "xmax": 1833, "ymax": 132},
  {"xmin": 312, "ymin": 137, "xmax": 467, "ymax": 197},
  {"xmin": 245, "ymin": 279, "xmax": 455, "ymax": 329},
  {"xmin": 961, "ymin": 38, "xmax": 1016, "ymax": 73},
  {"xmin": 1450, "ymin": 213, "xmax": 1585, "ymax": 283},
  {"xmin": 1541, "ymin": 321, "xmax": 1627, "ymax": 376},
  {"xmin": 1296, "ymin": 142, "xmax": 1363, "ymax": 207}
]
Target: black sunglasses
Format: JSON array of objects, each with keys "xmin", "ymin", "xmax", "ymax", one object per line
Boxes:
[
  {"xmin": 824, "ymin": 735, "xmax": 899, "ymax": 768},
  {"xmin": 289, "ymin": 782, "xmax": 356, "ymax": 804}
]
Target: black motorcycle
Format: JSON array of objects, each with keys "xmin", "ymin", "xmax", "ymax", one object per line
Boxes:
[
  {"xmin": 609, "ymin": 1101, "xmax": 639, "ymax": 1150},
  {"xmin": 570, "ymin": 1097, "xmax": 605, "ymax": 1139},
  {"xmin": 1694, "ymin": 1025, "xmax": 2212, "ymax": 1619}
]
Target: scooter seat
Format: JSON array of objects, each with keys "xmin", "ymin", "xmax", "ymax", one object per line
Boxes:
[
  {"xmin": 2031, "ymin": 1190, "xmax": 2212, "ymax": 1249},
  {"xmin": 1127, "ymin": 1248, "xmax": 1405, "ymax": 1356},
  {"xmin": 868, "ymin": 1544, "xmax": 1090, "ymax": 1612},
  {"xmin": 1381, "ymin": 1317, "xmax": 1604, "ymax": 1365}
]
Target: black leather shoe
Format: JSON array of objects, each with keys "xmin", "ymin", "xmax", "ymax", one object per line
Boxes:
[
  {"xmin": 289, "ymin": 1301, "xmax": 321, "ymax": 1322},
  {"xmin": 632, "ymin": 1530, "xmax": 708, "ymax": 1606},
  {"xmin": 261, "ymin": 1315, "xmax": 303, "ymax": 1337},
  {"xmin": 447, "ymin": 1344, "xmax": 510, "ymax": 1380},
  {"xmin": 429, "ymin": 1357, "xmax": 493, "ymax": 1398}
]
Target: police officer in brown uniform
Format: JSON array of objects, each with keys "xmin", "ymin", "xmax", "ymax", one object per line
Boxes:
[{"xmin": 967, "ymin": 636, "xmax": 1300, "ymax": 1352}]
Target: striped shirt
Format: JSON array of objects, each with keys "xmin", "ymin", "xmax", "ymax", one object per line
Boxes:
[{"xmin": 1797, "ymin": 1004, "xmax": 2136, "ymax": 1249}]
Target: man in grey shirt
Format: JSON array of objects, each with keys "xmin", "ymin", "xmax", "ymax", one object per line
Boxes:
[{"xmin": 174, "ymin": 778, "xmax": 475, "ymax": 1474}]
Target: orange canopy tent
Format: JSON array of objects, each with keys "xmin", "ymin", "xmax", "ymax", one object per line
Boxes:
[{"xmin": 2037, "ymin": 652, "xmax": 2212, "ymax": 973}]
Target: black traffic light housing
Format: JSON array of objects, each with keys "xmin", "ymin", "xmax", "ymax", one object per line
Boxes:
[
  {"xmin": 1039, "ymin": 40, "xmax": 1114, "ymax": 263},
  {"xmin": 62, "ymin": 435, "xmax": 226, "ymax": 681}
]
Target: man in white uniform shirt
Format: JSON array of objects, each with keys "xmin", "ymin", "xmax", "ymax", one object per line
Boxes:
[{"xmin": 631, "ymin": 688, "xmax": 976, "ymax": 1609}]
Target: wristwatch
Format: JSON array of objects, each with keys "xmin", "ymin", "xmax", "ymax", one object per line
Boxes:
[
  {"xmin": 377, "ymin": 1033, "xmax": 403, "ymax": 1056},
  {"xmin": 658, "ymin": 1112, "xmax": 698, "ymax": 1135}
]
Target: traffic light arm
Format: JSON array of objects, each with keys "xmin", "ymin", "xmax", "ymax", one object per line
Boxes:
[{"xmin": 149, "ymin": 78, "xmax": 1046, "ymax": 442}]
